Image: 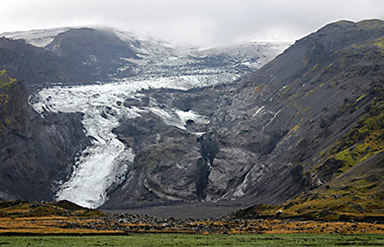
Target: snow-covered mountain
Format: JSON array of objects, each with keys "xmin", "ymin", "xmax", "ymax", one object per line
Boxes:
[{"xmin": 2, "ymin": 27, "xmax": 289, "ymax": 87}]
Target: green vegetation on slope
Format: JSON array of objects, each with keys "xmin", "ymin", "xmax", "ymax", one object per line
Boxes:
[
  {"xmin": 314, "ymin": 85, "xmax": 384, "ymax": 178},
  {"xmin": 0, "ymin": 69, "xmax": 17, "ymax": 131}
]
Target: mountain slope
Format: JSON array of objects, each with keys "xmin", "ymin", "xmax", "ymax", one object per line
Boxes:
[
  {"xmin": 0, "ymin": 38, "xmax": 89, "ymax": 86},
  {"xmin": 103, "ymin": 20, "xmax": 384, "ymax": 213},
  {"xmin": 222, "ymin": 19, "xmax": 384, "ymax": 204},
  {"xmin": 237, "ymin": 88, "xmax": 384, "ymax": 221},
  {"xmin": 46, "ymin": 28, "xmax": 139, "ymax": 80}
]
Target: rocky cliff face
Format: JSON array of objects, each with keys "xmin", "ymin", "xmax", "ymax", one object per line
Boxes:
[{"xmin": 0, "ymin": 71, "xmax": 89, "ymax": 201}]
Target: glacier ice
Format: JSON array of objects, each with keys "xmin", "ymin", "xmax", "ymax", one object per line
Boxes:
[{"xmin": 31, "ymin": 79, "xmax": 210, "ymax": 208}]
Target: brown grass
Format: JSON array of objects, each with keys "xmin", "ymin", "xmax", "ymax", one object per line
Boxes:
[
  {"xmin": 0, "ymin": 216, "xmax": 123, "ymax": 234},
  {"xmin": 1, "ymin": 216, "xmax": 384, "ymax": 235},
  {"xmin": 1, "ymin": 201, "xmax": 384, "ymax": 235}
]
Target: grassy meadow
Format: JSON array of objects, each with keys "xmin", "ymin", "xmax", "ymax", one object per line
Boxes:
[{"xmin": 0, "ymin": 234, "xmax": 384, "ymax": 247}]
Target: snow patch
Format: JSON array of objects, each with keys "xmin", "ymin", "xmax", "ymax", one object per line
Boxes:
[{"xmin": 1, "ymin": 27, "xmax": 70, "ymax": 47}]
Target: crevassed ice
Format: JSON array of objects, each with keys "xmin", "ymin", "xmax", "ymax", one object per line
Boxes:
[{"xmin": 31, "ymin": 78, "xmax": 209, "ymax": 208}]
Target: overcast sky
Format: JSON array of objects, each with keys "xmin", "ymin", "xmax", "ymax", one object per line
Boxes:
[{"xmin": 0, "ymin": 0, "xmax": 383, "ymax": 47}]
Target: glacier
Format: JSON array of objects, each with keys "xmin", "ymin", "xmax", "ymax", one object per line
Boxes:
[{"xmin": 31, "ymin": 78, "xmax": 212, "ymax": 208}]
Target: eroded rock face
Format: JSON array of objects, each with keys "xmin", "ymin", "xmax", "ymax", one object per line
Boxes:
[
  {"xmin": 104, "ymin": 126, "xmax": 201, "ymax": 207},
  {"xmin": 0, "ymin": 79, "xmax": 89, "ymax": 201}
]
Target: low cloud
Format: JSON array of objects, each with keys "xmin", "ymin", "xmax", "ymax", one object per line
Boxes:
[{"xmin": 1, "ymin": 0, "xmax": 383, "ymax": 46}]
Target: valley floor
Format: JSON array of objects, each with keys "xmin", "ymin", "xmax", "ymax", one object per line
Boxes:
[
  {"xmin": 103, "ymin": 202, "xmax": 241, "ymax": 219},
  {"xmin": 1, "ymin": 201, "xmax": 384, "ymax": 246},
  {"xmin": 1, "ymin": 215, "xmax": 384, "ymax": 235}
]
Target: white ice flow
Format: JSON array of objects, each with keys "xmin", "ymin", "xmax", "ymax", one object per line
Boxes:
[{"xmin": 31, "ymin": 78, "xmax": 210, "ymax": 208}]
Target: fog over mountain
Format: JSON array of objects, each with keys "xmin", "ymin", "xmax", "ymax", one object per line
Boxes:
[{"xmin": 1, "ymin": 0, "xmax": 382, "ymax": 46}]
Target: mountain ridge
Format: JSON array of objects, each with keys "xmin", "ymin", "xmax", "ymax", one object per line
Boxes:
[{"xmin": 2, "ymin": 27, "xmax": 288, "ymax": 87}]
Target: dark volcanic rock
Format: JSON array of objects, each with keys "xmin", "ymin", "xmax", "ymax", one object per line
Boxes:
[
  {"xmin": 194, "ymin": 158, "xmax": 210, "ymax": 201},
  {"xmin": 113, "ymin": 112, "xmax": 170, "ymax": 152},
  {"xmin": 0, "ymin": 38, "xmax": 87, "ymax": 87},
  {"xmin": 0, "ymin": 74, "xmax": 89, "ymax": 201},
  {"xmin": 46, "ymin": 28, "xmax": 139, "ymax": 80},
  {"xmin": 197, "ymin": 132, "xmax": 219, "ymax": 166}
]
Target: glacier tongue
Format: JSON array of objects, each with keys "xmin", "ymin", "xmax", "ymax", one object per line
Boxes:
[{"xmin": 30, "ymin": 79, "xmax": 209, "ymax": 208}]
